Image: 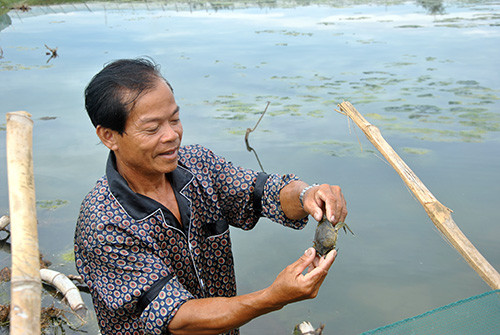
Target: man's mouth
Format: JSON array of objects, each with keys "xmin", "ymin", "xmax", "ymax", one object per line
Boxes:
[{"xmin": 158, "ymin": 148, "xmax": 178, "ymax": 158}]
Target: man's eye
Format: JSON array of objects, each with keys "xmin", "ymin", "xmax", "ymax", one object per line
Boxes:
[{"xmin": 145, "ymin": 126, "xmax": 159, "ymax": 133}]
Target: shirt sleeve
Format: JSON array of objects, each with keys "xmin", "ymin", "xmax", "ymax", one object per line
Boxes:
[
  {"xmin": 186, "ymin": 145, "xmax": 308, "ymax": 230},
  {"xmin": 141, "ymin": 276, "xmax": 194, "ymax": 335},
  {"xmin": 261, "ymin": 173, "xmax": 309, "ymax": 229}
]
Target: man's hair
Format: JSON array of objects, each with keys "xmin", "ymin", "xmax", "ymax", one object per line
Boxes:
[{"xmin": 84, "ymin": 57, "xmax": 172, "ymax": 134}]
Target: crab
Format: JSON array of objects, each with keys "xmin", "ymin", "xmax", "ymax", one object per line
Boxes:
[{"xmin": 313, "ymin": 215, "xmax": 354, "ymax": 257}]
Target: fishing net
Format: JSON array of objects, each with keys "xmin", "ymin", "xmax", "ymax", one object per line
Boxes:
[{"xmin": 362, "ymin": 290, "xmax": 500, "ymax": 335}]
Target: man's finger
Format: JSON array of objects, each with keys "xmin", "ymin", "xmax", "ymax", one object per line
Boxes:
[
  {"xmin": 293, "ymin": 248, "xmax": 316, "ymax": 274},
  {"xmin": 316, "ymin": 249, "xmax": 337, "ymax": 271}
]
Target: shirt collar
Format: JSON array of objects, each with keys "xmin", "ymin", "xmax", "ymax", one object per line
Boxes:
[{"xmin": 106, "ymin": 151, "xmax": 193, "ymax": 221}]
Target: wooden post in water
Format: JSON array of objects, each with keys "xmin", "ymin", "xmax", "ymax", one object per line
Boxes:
[
  {"xmin": 6, "ymin": 111, "xmax": 41, "ymax": 334},
  {"xmin": 337, "ymin": 101, "xmax": 500, "ymax": 290}
]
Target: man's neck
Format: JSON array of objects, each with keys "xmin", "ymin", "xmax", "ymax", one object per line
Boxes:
[{"xmin": 116, "ymin": 160, "xmax": 168, "ymax": 197}]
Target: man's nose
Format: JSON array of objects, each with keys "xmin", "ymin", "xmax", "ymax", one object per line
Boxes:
[{"xmin": 160, "ymin": 124, "xmax": 178, "ymax": 142}]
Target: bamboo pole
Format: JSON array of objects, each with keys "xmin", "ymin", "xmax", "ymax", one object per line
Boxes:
[
  {"xmin": 6, "ymin": 111, "xmax": 41, "ymax": 334},
  {"xmin": 337, "ymin": 101, "xmax": 500, "ymax": 290}
]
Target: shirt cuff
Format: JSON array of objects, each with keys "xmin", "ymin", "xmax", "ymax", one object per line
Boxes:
[
  {"xmin": 140, "ymin": 276, "xmax": 194, "ymax": 335},
  {"xmin": 261, "ymin": 173, "xmax": 309, "ymax": 229}
]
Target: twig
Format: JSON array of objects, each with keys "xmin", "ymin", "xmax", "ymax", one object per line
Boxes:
[{"xmin": 245, "ymin": 101, "xmax": 270, "ymax": 143}]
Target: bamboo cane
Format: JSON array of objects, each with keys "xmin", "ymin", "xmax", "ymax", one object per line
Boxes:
[
  {"xmin": 337, "ymin": 101, "xmax": 500, "ymax": 290},
  {"xmin": 40, "ymin": 269, "xmax": 88, "ymax": 318},
  {"xmin": 6, "ymin": 111, "xmax": 41, "ymax": 334}
]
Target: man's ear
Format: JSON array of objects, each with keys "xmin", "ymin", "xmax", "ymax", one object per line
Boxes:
[{"xmin": 96, "ymin": 125, "xmax": 119, "ymax": 151}]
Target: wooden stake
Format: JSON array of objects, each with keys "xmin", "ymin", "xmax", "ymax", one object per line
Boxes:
[
  {"xmin": 6, "ymin": 111, "xmax": 41, "ymax": 334},
  {"xmin": 337, "ymin": 101, "xmax": 500, "ymax": 290}
]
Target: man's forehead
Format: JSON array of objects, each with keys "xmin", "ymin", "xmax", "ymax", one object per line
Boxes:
[{"xmin": 135, "ymin": 105, "xmax": 180, "ymax": 123}]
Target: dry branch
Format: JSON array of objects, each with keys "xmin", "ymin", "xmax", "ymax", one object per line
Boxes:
[
  {"xmin": 6, "ymin": 111, "xmax": 42, "ymax": 334},
  {"xmin": 40, "ymin": 269, "xmax": 88, "ymax": 318},
  {"xmin": 337, "ymin": 101, "xmax": 500, "ymax": 290}
]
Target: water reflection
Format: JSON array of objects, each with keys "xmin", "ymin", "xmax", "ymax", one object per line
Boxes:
[
  {"xmin": 44, "ymin": 44, "xmax": 58, "ymax": 63},
  {"xmin": 417, "ymin": 0, "xmax": 446, "ymax": 14},
  {"xmin": 0, "ymin": 0, "xmax": 458, "ymax": 17},
  {"xmin": 0, "ymin": 13, "xmax": 11, "ymax": 32}
]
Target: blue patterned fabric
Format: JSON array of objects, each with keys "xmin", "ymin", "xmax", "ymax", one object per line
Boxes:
[{"xmin": 75, "ymin": 144, "xmax": 308, "ymax": 334}]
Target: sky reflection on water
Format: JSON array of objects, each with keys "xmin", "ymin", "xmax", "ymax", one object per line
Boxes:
[{"xmin": 0, "ymin": 1, "xmax": 499, "ymax": 334}]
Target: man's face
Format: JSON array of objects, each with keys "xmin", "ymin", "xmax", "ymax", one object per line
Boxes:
[{"xmin": 112, "ymin": 78, "xmax": 183, "ymax": 177}]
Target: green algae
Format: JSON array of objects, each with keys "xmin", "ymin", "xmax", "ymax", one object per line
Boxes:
[
  {"xmin": 304, "ymin": 139, "xmax": 375, "ymax": 157},
  {"xmin": 307, "ymin": 110, "xmax": 324, "ymax": 118},
  {"xmin": 203, "ymin": 54, "xmax": 499, "ymax": 144},
  {"xmin": 395, "ymin": 25, "xmax": 423, "ymax": 28},
  {"xmin": 365, "ymin": 113, "xmax": 396, "ymax": 121},
  {"xmin": 0, "ymin": 61, "xmax": 53, "ymax": 71},
  {"xmin": 255, "ymin": 29, "xmax": 312, "ymax": 37},
  {"xmin": 402, "ymin": 147, "xmax": 431, "ymax": 155},
  {"xmin": 61, "ymin": 249, "xmax": 75, "ymax": 262},
  {"xmin": 36, "ymin": 199, "xmax": 68, "ymax": 210}
]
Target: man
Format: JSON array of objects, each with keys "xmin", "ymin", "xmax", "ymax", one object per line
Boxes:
[{"xmin": 75, "ymin": 58, "xmax": 348, "ymax": 335}]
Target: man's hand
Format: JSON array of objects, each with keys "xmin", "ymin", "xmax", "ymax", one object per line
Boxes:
[
  {"xmin": 168, "ymin": 248, "xmax": 336, "ymax": 335},
  {"xmin": 303, "ymin": 184, "xmax": 347, "ymax": 224},
  {"xmin": 279, "ymin": 181, "xmax": 348, "ymax": 224},
  {"xmin": 266, "ymin": 247, "xmax": 337, "ymax": 306}
]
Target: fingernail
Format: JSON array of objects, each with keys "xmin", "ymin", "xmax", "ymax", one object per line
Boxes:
[
  {"xmin": 305, "ymin": 248, "xmax": 313, "ymax": 256},
  {"xmin": 315, "ymin": 211, "xmax": 322, "ymax": 221}
]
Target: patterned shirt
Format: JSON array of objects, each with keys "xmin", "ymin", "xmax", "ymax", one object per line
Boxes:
[{"xmin": 74, "ymin": 144, "xmax": 308, "ymax": 335}]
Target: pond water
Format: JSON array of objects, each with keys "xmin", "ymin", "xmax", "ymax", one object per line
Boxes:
[{"xmin": 0, "ymin": 0, "xmax": 499, "ymax": 333}]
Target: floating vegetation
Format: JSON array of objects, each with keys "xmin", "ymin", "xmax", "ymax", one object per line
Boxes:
[
  {"xmin": 385, "ymin": 62, "xmax": 416, "ymax": 67},
  {"xmin": 227, "ymin": 127, "xmax": 247, "ymax": 135},
  {"xmin": 204, "ymin": 51, "xmax": 499, "ymax": 143},
  {"xmin": 303, "ymin": 139, "xmax": 375, "ymax": 157},
  {"xmin": 0, "ymin": 61, "xmax": 53, "ymax": 71},
  {"xmin": 255, "ymin": 29, "xmax": 312, "ymax": 37},
  {"xmin": 395, "ymin": 25, "xmax": 424, "ymax": 28},
  {"xmin": 342, "ymin": 16, "xmax": 371, "ymax": 21},
  {"xmin": 307, "ymin": 110, "xmax": 325, "ymax": 118},
  {"xmin": 233, "ymin": 62, "xmax": 247, "ymax": 69},
  {"xmin": 365, "ymin": 113, "xmax": 396, "ymax": 122},
  {"xmin": 36, "ymin": 199, "xmax": 68, "ymax": 210},
  {"xmin": 61, "ymin": 250, "xmax": 75, "ymax": 262},
  {"xmin": 402, "ymin": 147, "xmax": 431, "ymax": 155}
]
